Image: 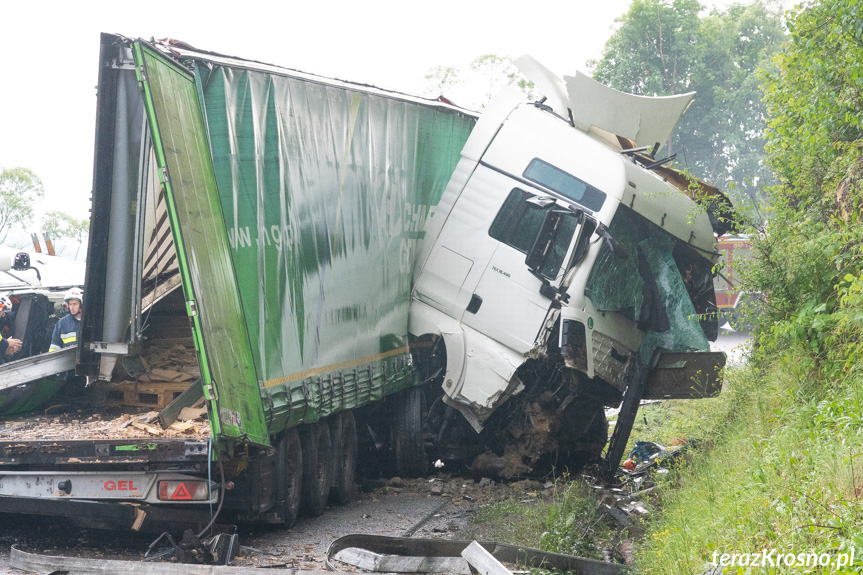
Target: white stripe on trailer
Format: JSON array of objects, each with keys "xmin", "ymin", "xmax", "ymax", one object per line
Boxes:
[{"xmin": 0, "ymin": 471, "xmax": 217, "ymax": 504}]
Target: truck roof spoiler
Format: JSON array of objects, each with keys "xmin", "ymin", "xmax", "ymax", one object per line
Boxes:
[{"xmin": 514, "ymin": 56, "xmax": 694, "ymax": 154}]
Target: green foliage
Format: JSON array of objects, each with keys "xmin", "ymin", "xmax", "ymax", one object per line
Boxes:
[
  {"xmin": 635, "ymin": 358, "xmax": 863, "ymax": 573},
  {"xmin": 424, "ymin": 65, "xmax": 460, "ymax": 96},
  {"xmin": 591, "ymin": 0, "xmax": 785, "ymax": 206},
  {"xmin": 762, "ymin": 1, "xmax": 863, "ymax": 197},
  {"xmin": 753, "ymin": 0, "xmax": 863, "ymax": 375},
  {"xmin": 538, "ymin": 479, "xmax": 614, "ymax": 559},
  {"xmin": 466, "ymin": 480, "xmax": 614, "ymax": 563},
  {"xmin": 41, "ymin": 210, "xmax": 90, "ymax": 258},
  {"xmin": 0, "ymin": 167, "xmax": 45, "ymax": 244},
  {"xmin": 634, "ymin": 2, "xmax": 863, "ymax": 571}
]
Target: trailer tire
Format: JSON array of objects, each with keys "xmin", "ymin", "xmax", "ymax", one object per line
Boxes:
[
  {"xmin": 300, "ymin": 421, "xmax": 331, "ymax": 517},
  {"xmin": 279, "ymin": 428, "xmax": 303, "ymax": 527},
  {"xmin": 392, "ymin": 387, "xmax": 427, "ymax": 478},
  {"xmin": 330, "ymin": 411, "xmax": 358, "ymax": 505}
]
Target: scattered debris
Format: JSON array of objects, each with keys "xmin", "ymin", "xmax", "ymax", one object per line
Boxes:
[
  {"xmin": 0, "ymin": 409, "xmax": 210, "ymax": 441},
  {"xmin": 621, "ymin": 440, "xmax": 670, "ymax": 473},
  {"xmin": 326, "ymin": 533, "xmax": 629, "ymax": 574}
]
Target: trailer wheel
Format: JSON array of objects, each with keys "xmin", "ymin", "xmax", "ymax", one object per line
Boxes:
[
  {"xmin": 330, "ymin": 411, "xmax": 358, "ymax": 505},
  {"xmin": 300, "ymin": 421, "xmax": 331, "ymax": 517},
  {"xmin": 279, "ymin": 428, "xmax": 303, "ymax": 527},
  {"xmin": 392, "ymin": 387, "xmax": 427, "ymax": 478}
]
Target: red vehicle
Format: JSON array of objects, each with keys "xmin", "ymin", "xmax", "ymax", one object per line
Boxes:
[{"xmin": 714, "ymin": 235, "xmax": 753, "ymax": 328}]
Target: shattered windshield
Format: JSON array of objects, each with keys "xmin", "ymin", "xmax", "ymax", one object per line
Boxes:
[{"xmin": 584, "ymin": 207, "xmax": 710, "ymax": 364}]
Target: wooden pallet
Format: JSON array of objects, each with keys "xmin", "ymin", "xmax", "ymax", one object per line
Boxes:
[{"xmin": 105, "ymin": 381, "xmax": 192, "ymax": 409}]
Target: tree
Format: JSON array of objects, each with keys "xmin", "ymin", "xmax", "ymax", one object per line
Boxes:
[
  {"xmin": 747, "ymin": 0, "xmax": 863, "ymax": 328},
  {"xmin": 0, "ymin": 167, "xmax": 45, "ymax": 244},
  {"xmin": 422, "ymin": 54, "xmax": 536, "ymax": 110},
  {"xmin": 424, "ymin": 65, "xmax": 460, "ymax": 97},
  {"xmin": 590, "ymin": 0, "xmax": 785, "ymax": 206},
  {"xmin": 41, "ymin": 210, "xmax": 90, "ymax": 258},
  {"xmin": 761, "ymin": 0, "xmax": 863, "ymax": 200}
]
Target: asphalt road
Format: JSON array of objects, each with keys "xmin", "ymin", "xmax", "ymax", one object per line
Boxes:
[
  {"xmin": 0, "ymin": 478, "xmax": 484, "ymax": 573},
  {"xmin": 712, "ymin": 324, "xmax": 752, "ymax": 366}
]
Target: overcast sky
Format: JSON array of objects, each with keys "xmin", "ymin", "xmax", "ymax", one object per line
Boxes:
[{"xmin": 1, "ymin": 0, "xmax": 767, "ymax": 234}]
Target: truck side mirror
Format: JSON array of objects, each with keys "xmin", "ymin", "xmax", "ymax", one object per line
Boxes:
[
  {"xmin": 3, "ymin": 252, "xmax": 42, "ymax": 282},
  {"xmin": 525, "ymin": 211, "xmax": 561, "ymax": 272}
]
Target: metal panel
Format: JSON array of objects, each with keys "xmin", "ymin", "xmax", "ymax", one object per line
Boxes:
[
  {"xmin": 132, "ymin": 41, "xmax": 269, "ymax": 447},
  {"xmin": 0, "ymin": 349, "xmax": 75, "ymax": 392},
  {"xmin": 643, "ymin": 351, "xmax": 725, "ymax": 399},
  {"xmin": 0, "ymin": 471, "xmax": 216, "ymax": 503}
]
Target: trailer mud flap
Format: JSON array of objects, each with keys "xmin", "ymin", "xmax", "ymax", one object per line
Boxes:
[{"xmin": 131, "ymin": 40, "xmax": 269, "ymax": 447}]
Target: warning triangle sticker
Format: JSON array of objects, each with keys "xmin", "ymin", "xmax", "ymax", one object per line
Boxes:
[{"xmin": 171, "ymin": 483, "xmax": 192, "ymax": 500}]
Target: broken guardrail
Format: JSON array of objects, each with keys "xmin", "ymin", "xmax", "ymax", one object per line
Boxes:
[{"xmin": 326, "ymin": 533, "xmax": 629, "ymax": 574}]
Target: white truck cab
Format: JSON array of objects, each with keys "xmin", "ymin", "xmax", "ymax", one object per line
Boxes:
[{"xmin": 410, "ymin": 65, "xmax": 729, "ymax": 476}]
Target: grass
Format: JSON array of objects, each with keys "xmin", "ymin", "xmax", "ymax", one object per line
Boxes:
[
  {"xmin": 466, "ymin": 334, "xmax": 863, "ymax": 573},
  {"xmin": 463, "ymin": 478, "xmax": 617, "ymax": 561},
  {"xmin": 633, "ymin": 355, "xmax": 863, "ymax": 574}
]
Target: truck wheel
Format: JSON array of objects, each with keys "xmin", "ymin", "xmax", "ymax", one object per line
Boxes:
[
  {"xmin": 300, "ymin": 421, "xmax": 331, "ymax": 517},
  {"xmin": 280, "ymin": 428, "xmax": 303, "ymax": 527},
  {"xmin": 558, "ymin": 400, "xmax": 608, "ymax": 470},
  {"xmin": 330, "ymin": 411, "xmax": 358, "ymax": 505},
  {"xmin": 392, "ymin": 387, "xmax": 427, "ymax": 478}
]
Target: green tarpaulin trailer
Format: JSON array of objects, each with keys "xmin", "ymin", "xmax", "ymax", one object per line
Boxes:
[{"xmin": 80, "ymin": 36, "xmax": 476, "ymax": 446}]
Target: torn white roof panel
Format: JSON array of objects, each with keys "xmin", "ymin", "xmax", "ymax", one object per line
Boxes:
[{"xmin": 564, "ymin": 72, "xmax": 694, "ymax": 152}]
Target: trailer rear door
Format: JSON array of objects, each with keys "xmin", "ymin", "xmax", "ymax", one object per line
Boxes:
[{"xmin": 131, "ymin": 40, "xmax": 269, "ymax": 447}]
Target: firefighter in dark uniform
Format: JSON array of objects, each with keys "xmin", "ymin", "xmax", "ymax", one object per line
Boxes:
[
  {"xmin": 50, "ymin": 288, "xmax": 83, "ymax": 352},
  {"xmin": 0, "ymin": 295, "xmax": 21, "ymax": 359}
]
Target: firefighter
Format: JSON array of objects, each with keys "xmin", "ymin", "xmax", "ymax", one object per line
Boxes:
[
  {"xmin": 0, "ymin": 295, "xmax": 21, "ymax": 357},
  {"xmin": 50, "ymin": 288, "xmax": 83, "ymax": 352}
]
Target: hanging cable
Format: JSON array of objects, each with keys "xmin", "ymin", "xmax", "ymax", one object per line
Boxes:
[{"xmin": 196, "ymin": 454, "xmax": 225, "ymax": 539}]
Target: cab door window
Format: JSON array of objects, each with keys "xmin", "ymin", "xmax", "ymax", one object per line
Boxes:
[{"xmin": 489, "ymin": 189, "xmax": 579, "ymax": 280}]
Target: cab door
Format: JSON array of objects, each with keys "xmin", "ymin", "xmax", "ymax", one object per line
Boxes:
[{"xmin": 460, "ymin": 185, "xmax": 582, "ymax": 354}]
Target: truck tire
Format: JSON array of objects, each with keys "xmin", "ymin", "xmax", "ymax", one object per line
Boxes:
[
  {"xmin": 300, "ymin": 421, "xmax": 331, "ymax": 517},
  {"xmin": 279, "ymin": 428, "xmax": 303, "ymax": 527},
  {"xmin": 392, "ymin": 387, "xmax": 427, "ymax": 478},
  {"xmin": 559, "ymin": 400, "xmax": 608, "ymax": 470},
  {"xmin": 329, "ymin": 411, "xmax": 358, "ymax": 505}
]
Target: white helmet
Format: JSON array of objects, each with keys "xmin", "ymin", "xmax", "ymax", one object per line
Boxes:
[
  {"xmin": 64, "ymin": 287, "xmax": 84, "ymax": 307},
  {"xmin": 0, "ymin": 295, "xmax": 11, "ymax": 312}
]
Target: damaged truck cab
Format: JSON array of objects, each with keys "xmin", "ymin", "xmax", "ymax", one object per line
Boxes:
[{"xmin": 410, "ymin": 62, "xmax": 729, "ymax": 476}]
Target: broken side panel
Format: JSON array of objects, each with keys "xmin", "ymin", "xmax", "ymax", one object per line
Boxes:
[{"xmin": 131, "ymin": 41, "xmax": 269, "ymax": 447}]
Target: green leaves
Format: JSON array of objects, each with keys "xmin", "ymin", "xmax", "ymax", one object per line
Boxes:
[
  {"xmin": 0, "ymin": 166, "xmax": 45, "ymax": 244},
  {"xmin": 591, "ymin": 0, "xmax": 785, "ymax": 206},
  {"xmin": 41, "ymin": 210, "xmax": 90, "ymax": 258}
]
